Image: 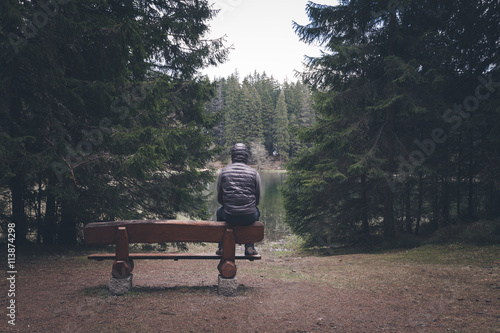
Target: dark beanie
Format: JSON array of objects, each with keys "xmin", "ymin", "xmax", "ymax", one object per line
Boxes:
[{"xmin": 231, "ymin": 143, "xmax": 249, "ymax": 163}]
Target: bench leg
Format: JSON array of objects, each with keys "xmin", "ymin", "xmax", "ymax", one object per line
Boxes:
[
  {"xmin": 111, "ymin": 227, "xmax": 133, "ymax": 279},
  {"xmin": 108, "ymin": 227, "xmax": 134, "ymax": 295},
  {"xmin": 218, "ymin": 227, "xmax": 237, "ymax": 278},
  {"xmin": 112, "ymin": 260, "xmax": 133, "ymax": 279}
]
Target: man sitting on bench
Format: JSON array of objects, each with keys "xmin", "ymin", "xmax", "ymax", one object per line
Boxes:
[{"xmin": 216, "ymin": 143, "xmax": 261, "ymax": 255}]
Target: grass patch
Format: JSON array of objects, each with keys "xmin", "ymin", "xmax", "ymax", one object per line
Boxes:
[
  {"xmin": 387, "ymin": 243, "xmax": 500, "ymax": 266},
  {"xmin": 84, "ymin": 286, "xmax": 111, "ymax": 297},
  {"xmin": 259, "ymin": 234, "xmax": 306, "ymax": 256},
  {"xmin": 292, "ymin": 219, "xmax": 500, "ymax": 260},
  {"xmin": 251, "ymin": 242, "xmax": 499, "ymax": 290},
  {"xmin": 427, "ymin": 219, "xmax": 500, "ymax": 245}
]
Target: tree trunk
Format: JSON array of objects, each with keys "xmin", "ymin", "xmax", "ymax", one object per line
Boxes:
[
  {"xmin": 58, "ymin": 197, "xmax": 77, "ymax": 245},
  {"xmin": 405, "ymin": 179, "xmax": 412, "ymax": 233},
  {"xmin": 467, "ymin": 137, "xmax": 475, "ymax": 219},
  {"xmin": 361, "ymin": 173, "xmax": 370, "ymax": 239},
  {"xmin": 441, "ymin": 143, "xmax": 449, "ymax": 226},
  {"xmin": 456, "ymin": 130, "xmax": 462, "ymax": 220},
  {"xmin": 43, "ymin": 177, "xmax": 57, "ymax": 244},
  {"xmin": 36, "ymin": 174, "xmax": 43, "ymax": 244},
  {"xmin": 383, "ymin": 105, "xmax": 395, "ymax": 239},
  {"xmin": 382, "ymin": 12, "xmax": 399, "ymax": 240},
  {"xmin": 491, "ymin": 183, "xmax": 500, "ymax": 218},
  {"xmin": 415, "ymin": 173, "xmax": 423, "ymax": 235},
  {"xmin": 8, "ymin": 82, "xmax": 27, "ymax": 243},
  {"xmin": 431, "ymin": 175, "xmax": 439, "ymax": 232},
  {"xmin": 9, "ymin": 174, "xmax": 27, "ymax": 243}
]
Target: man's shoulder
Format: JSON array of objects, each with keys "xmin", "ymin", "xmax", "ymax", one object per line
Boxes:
[{"xmin": 222, "ymin": 163, "xmax": 258, "ymax": 174}]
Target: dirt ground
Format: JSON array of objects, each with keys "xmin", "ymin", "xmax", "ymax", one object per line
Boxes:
[{"xmin": 1, "ymin": 243, "xmax": 499, "ymax": 333}]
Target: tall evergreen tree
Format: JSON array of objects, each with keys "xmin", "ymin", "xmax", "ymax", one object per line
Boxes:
[
  {"xmin": 285, "ymin": 81, "xmax": 314, "ymax": 157},
  {"xmin": 255, "ymin": 74, "xmax": 280, "ymax": 154},
  {"xmin": 0, "ymin": 0, "xmax": 228, "ymax": 244},
  {"xmin": 283, "ymin": 0, "xmax": 499, "ymax": 246},
  {"xmin": 205, "ymin": 80, "xmax": 225, "ymax": 145},
  {"xmin": 274, "ymin": 91, "xmax": 290, "ymax": 162},
  {"xmin": 241, "ymin": 82, "xmax": 264, "ymax": 144},
  {"xmin": 222, "ymin": 74, "xmax": 244, "ymax": 148}
]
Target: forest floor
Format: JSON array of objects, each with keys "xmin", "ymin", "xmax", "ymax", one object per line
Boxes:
[{"xmin": 1, "ymin": 241, "xmax": 499, "ymax": 333}]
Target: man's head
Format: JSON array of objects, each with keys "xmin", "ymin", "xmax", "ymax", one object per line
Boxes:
[{"xmin": 231, "ymin": 143, "xmax": 249, "ymax": 164}]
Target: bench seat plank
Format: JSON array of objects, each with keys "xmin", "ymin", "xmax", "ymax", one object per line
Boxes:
[
  {"xmin": 88, "ymin": 253, "xmax": 261, "ymax": 261},
  {"xmin": 84, "ymin": 220, "xmax": 264, "ymax": 245}
]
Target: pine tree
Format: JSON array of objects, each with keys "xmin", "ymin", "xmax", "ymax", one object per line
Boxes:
[
  {"xmin": 274, "ymin": 91, "xmax": 290, "ymax": 163},
  {"xmin": 241, "ymin": 82, "xmax": 264, "ymax": 144},
  {"xmin": 222, "ymin": 74, "xmax": 244, "ymax": 149},
  {"xmin": 0, "ymin": 0, "xmax": 228, "ymax": 244},
  {"xmin": 206, "ymin": 80, "xmax": 225, "ymax": 145},
  {"xmin": 255, "ymin": 74, "xmax": 280, "ymax": 154},
  {"xmin": 285, "ymin": 81, "xmax": 314, "ymax": 157},
  {"xmin": 283, "ymin": 0, "xmax": 500, "ymax": 246}
]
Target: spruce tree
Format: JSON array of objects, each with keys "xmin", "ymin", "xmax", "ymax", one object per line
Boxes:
[
  {"xmin": 241, "ymin": 82, "xmax": 264, "ymax": 144},
  {"xmin": 222, "ymin": 74, "xmax": 244, "ymax": 149},
  {"xmin": 274, "ymin": 91, "xmax": 290, "ymax": 163},
  {"xmin": 255, "ymin": 74, "xmax": 280, "ymax": 154},
  {"xmin": 0, "ymin": 0, "xmax": 228, "ymax": 244},
  {"xmin": 283, "ymin": 0, "xmax": 499, "ymax": 245}
]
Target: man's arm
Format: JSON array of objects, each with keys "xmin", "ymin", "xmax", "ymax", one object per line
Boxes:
[
  {"xmin": 255, "ymin": 171, "xmax": 261, "ymax": 206},
  {"xmin": 217, "ymin": 172, "xmax": 224, "ymax": 205}
]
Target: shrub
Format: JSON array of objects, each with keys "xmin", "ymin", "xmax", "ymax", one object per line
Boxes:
[
  {"xmin": 428, "ymin": 219, "xmax": 500, "ymax": 245},
  {"xmin": 460, "ymin": 219, "xmax": 500, "ymax": 245}
]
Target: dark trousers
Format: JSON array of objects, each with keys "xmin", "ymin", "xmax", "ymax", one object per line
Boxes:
[
  {"xmin": 216, "ymin": 206, "xmax": 260, "ymax": 226},
  {"xmin": 216, "ymin": 206, "xmax": 260, "ymax": 249}
]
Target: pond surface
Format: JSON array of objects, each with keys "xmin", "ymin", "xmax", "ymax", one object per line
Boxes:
[{"xmin": 207, "ymin": 170, "xmax": 291, "ymax": 241}]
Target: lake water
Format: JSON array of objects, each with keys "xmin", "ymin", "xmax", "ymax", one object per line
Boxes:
[{"xmin": 207, "ymin": 170, "xmax": 291, "ymax": 241}]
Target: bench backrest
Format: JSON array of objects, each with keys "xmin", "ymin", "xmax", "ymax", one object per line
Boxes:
[{"xmin": 84, "ymin": 220, "xmax": 264, "ymax": 245}]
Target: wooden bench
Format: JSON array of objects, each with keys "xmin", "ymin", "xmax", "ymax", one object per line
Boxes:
[{"xmin": 83, "ymin": 220, "xmax": 264, "ymax": 281}]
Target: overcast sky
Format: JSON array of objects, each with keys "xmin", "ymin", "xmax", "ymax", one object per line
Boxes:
[{"xmin": 201, "ymin": 0, "xmax": 330, "ymax": 82}]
